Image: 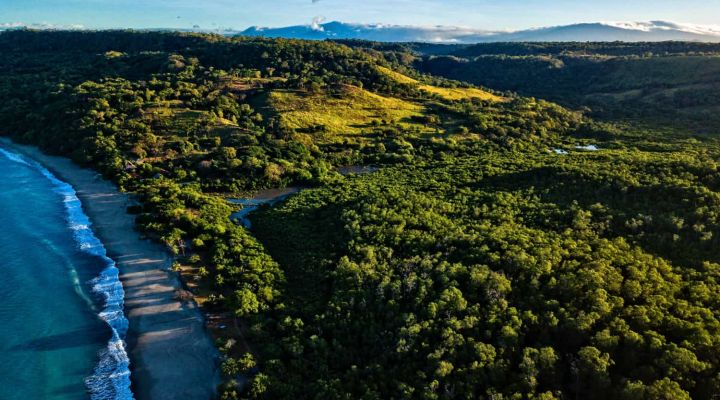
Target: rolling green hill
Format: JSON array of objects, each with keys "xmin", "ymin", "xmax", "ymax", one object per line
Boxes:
[
  {"xmin": 414, "ymin": 43, "xmax": 720, "ymax": 133},
  {"xmin": 376, "ymin": 65, "xmax": 506, "ymax": 102},
  {"xmin": 259, "ymin": 85, "xmax": 428, "ymax": 135}
]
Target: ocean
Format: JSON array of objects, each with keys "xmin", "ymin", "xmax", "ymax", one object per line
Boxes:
[{"xmin": 0, "ymin": 147, "xmax": 134, "ymax": 399}]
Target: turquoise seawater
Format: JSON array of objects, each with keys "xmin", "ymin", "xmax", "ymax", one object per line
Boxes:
[{"xmin": 0, "ymin": 147, "xmax": 133, "ymax": 399}]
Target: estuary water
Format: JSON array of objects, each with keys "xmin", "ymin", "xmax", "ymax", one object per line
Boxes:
[
  {"xmin": 228, "ymin": 187, "xmax": 301, "ymax": 228},
  {"xmin": 0, "ymin": 147, "xmax": 133, "ymax": 400}
]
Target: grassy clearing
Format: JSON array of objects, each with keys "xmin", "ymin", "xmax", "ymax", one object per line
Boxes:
[
  {"xmin": 377, "ymin": 66, "xmax": 421, "ymax": 85},
  {"xmin": 261, "ymin": 85, "xmax": 429, "ymax": 135},
  {"xmin": 220, "ymin": 76, "xmax": 287, "ymax": 92},
  {"xmin": 377, "ymin": 66, "xmax": 505, "ymax": 102},
  {"xmin": 143, "ymin": 105, "xmax": 240, "ymax": 138},
  {"xmin": 418, "ymin": 84, "xmax": 505, "ymax": 101}
]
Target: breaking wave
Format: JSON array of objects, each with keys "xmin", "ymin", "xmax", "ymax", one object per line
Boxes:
[{"xmin": 0, "ymin": 147, "xmax": 134, "ymax": 400}]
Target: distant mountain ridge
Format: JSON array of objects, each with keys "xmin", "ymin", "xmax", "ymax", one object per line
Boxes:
[
  {"xmin": 240, "ymin": 20, "xmax": 720, "ymax": 43},
  {"xmin": 4, "ymin": 20, "xmax": 719, "ymax": 43}
]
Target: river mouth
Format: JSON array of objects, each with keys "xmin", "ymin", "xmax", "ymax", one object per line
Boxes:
[
  {"xmin": 228, "ymin": 166, "xmax": 380, "ymax": 228},
  {"xmin": 226, "ymin": 165, "xmax": 380, "ymax": 229},
  {"xmin": 228, "ymin": 187, "xmax": 302, "ymax": 228}
]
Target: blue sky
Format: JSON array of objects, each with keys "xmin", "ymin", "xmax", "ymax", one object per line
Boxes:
[{"xmin": 3, "ymin": 0, "xmax": 720, "ymax": 31}]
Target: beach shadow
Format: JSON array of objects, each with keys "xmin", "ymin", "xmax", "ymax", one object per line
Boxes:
[
  {"xmin": 125, "ymin": 319, "xmax": 221, "ymax": 400},
  {"xmin": 121, "ymin": 277, "xmax": 175, "ymax": 288}
]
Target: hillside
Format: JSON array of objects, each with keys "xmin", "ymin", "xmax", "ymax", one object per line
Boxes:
[
  {"xmin": 2, "ymin": 31, "xmax": 720, "ymax": 399},
  {"xmin": 259, "ymin": 85, "xmax": 427, "ymax": 135},
  {"xmin": 376, "ymin": 66, "xmax": 505, "ymax": 102},
  {"xmin": 414, "ymin": 42, "xmax": 720, "ymax": 132}
]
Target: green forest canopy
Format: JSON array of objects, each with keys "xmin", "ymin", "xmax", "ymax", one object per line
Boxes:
[
  {"xmin": 408, "ymin": 41, "xmax": 720, "ymax": 133},
  {"xmin": 1, "ymin": 30, "xmax": 720, "ymax": 399}
]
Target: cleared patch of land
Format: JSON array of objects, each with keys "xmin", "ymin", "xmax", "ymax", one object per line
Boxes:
[
  {"xmin": 260, "ymin": 85, "xmax": 429, "ymax": 135},
  {"xmin": 377, "ymin": 66, "xmax": 505, "ymax": 102}
]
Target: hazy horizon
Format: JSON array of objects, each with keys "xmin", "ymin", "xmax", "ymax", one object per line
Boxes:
[{"xmin": 4, "ymin": 0, "xmax": 720, "ymax": 32}]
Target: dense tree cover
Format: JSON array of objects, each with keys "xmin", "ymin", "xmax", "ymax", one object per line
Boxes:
[
  {"xmin": 249, "ymin": 129, "xmax": 720, "ymax": 399},
  {"xmin": 339, "ymin": 40, "xmax": 720, "ymax": 58},
  {"xmin": 1, "ymin": 31, "xmax": 720, "ymax": 399},
  {"xmin": 446, "ymin": 42, "xmax": 720, "ymax": 57},
  {"xmin": 412, "ymin": 43, "xmax": 720, "ymax": 133},
  {"xmin": 0, "ymin": 30, "xmax": 569, "ymax": 191}
]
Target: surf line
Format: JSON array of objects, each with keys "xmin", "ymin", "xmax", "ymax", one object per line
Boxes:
[{"xmin": 0, "ymin": 147, "xmax": 134, "ymax": 400}]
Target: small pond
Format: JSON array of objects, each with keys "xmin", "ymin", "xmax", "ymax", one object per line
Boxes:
[
  {"xmin": 575, "ymin": 144, "xmax": 600, "ymax": 151},
  {"xmin": 550, "ymin": 145, "xmax": 601, "ymax": 155}
]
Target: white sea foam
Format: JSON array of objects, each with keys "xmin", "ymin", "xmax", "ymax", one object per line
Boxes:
[
  {"xmin": 0, "ymin": 148, "xmax": 31, "ymax": 165},
  {"xmin": 0, "ymin": 147, "xmax": 134, "ymax": 400}
]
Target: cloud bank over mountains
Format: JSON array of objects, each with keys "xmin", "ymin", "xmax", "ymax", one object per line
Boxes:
[
  {"xmin": 240, "ymin": 20, "xmax": 720, "ymax": 43},
  {"xmin": 3, "ymin": 20, "xmax": 720, "ymax": 43}
]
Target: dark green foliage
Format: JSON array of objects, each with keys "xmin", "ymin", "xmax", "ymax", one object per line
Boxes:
[
  {"xmin": 252, "ymin": 137, "xmax": 720, "ymax": 399},
  {"xmin": 1, "ymin": 31, "xmax": 719, "ymax": 399},
  {"xmin": 414, "ymin": 42, "xmax": 720, "ymax": 133}
]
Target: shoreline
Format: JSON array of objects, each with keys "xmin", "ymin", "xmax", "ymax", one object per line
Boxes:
[{"xmin": 0, "ymin": 138, "xmax": 220, "ymax": 400}]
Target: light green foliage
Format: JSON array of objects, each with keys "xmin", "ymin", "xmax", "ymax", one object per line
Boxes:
[{"xmin": 262, "ymin": 85, "xmax": 428, "ymax": 135}]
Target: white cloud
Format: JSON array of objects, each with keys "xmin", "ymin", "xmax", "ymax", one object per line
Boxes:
[
  {"xmin": 601, "ymin": 20, "xmax": 720, "ymax": 36},
  {"xmin": 0, "ymin": 22, "xmax": 85, "ymax": 30},
  {"xmin": 242, "ymin": 19, "xmax": 720, "ymax": 43},
  {"xmin": 310, "ymin": 16, "xmax": 325, "ymax": 31}
]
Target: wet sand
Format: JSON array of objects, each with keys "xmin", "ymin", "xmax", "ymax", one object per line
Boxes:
[{"xmin": 0, "ymin": 138, "xmax": 220, "ymax": 400}]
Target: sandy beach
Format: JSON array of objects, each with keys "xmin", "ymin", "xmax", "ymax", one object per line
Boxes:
[{"xmin": 0, "ymin": 138, "xmax": 220, "ymax": 400}]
